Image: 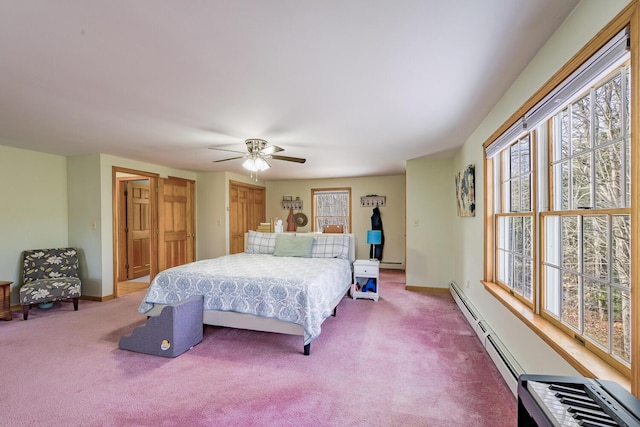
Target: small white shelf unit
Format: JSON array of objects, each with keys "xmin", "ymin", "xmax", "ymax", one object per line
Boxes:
[{"xmin": 351, "ymin": 259, "xmax": 380, "ymax": 301}]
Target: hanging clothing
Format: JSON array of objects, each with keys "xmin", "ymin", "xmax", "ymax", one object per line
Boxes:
[{"xmin": 369, "ymin": 207, "xmax": 384, "ymax": 260}]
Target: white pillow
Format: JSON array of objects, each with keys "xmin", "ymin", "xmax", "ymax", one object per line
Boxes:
[
  {"xmin": 311, "ymin": 235, "xmax": 350, "ymax": 259},
  {"xmin": 245, "ymin": 230, "xmax": 277, "ymax": 254}
]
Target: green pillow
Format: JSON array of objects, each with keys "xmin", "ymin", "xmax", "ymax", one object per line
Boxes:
[{"xmin": 273, "ymin": 234, "xmax": 314, "ymax": 257}]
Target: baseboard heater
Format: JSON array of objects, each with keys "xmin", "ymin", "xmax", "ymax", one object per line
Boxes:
[
  {"xmin": 380, "ymin": 261, "xmax": 404, "ymax": 270},
  {"xmin": 449, "ymin": 281, "xmax": 524, "ymax": 396}
]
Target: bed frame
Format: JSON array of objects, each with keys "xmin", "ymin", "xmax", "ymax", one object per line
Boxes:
[{"xmin": 146, "ymin": 232, "xmax": 356, "ymax": 355}]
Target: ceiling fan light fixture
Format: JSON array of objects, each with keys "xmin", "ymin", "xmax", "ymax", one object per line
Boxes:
[{"xmin": 242, "ymin": 156, "xmax": 270, "ymax": 172}]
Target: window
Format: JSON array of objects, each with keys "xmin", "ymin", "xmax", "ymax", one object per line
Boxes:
[
  {"xmin": 496, "ymin": 136, "xmax": 535, "ymax": 303},
  {"xmin": 311, "ymin": 188, "xmax": 351, "ymax": 232},
  {"xmin": 484, "ymin": 25, "xmax": 632, "ymax": 377},
  {"xmin": 542, "ymin": 63, "xmax": 631, "ymax": 366}
]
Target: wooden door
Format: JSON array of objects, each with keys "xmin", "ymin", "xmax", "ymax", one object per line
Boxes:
[
  {"xmin": 229, "ymin": 181, "xmax": 265, "ymax": 254},
  {"xmin": 127, "ymin": 182, "xmax": 151, "ymax": 278},
  {"xmin": 158, "ymin": 177, "xmax": 195, "ymax": 271}
]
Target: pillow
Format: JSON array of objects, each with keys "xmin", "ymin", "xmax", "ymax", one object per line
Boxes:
[
  {"xmin": 311, "ymin": 235, "xmax": 350, "ymax": 259},
  {"xmin": 245, "ymin": 230, "xmax": 277, "ymax": 254},
  {"xmin": 273, "ymin": 234, "xmax": 314, "ymax": 257}
]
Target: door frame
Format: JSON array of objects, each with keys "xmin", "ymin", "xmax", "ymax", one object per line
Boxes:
[{"xmin": 112, "ymin": 166, "xmax": 159, "ymax": 298}]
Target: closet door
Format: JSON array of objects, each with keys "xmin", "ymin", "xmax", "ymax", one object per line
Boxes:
[
  {"xmin": 127, "ymin": 182, "xmax": 151, "ymax": 278},
  {"xmin": 158, "ymin": 177, "xmax": 195, "ymax": 271},
  {"xmin": 229, "ymin": 181, "xmax": 265, "ymax": 254}
]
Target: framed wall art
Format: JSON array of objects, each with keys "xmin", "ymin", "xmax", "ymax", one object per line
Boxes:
[{"xmin": 455, "ymin": 164, "xmax": 475, "ymax": 217}]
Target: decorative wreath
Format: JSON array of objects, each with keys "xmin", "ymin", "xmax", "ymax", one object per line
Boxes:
[{"xmin": 293, "ymin": 212, "xmax": 308, "ymax": 227}]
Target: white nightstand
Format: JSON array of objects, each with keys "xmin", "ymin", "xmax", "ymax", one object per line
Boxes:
[{"xmin": 351, "ymin": 259, "xmax": 380, "ymax": 301}]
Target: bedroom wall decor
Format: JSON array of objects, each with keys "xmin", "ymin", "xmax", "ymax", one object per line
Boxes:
[
  {"xmin": 455, "ymin": 164, "xmax": 475, "ymax": 217},
  {"xmin": 281, "ymin": 196, "xmax": 302, "ymax": 210},
  {"xmin": 360, "ymin": 195, "xmax": 386, "ymax": 207}
]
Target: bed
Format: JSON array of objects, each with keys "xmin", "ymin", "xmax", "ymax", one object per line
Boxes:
[{"xmin": 138, "ymin": 231, "xmax": 355, "ymax": 355}]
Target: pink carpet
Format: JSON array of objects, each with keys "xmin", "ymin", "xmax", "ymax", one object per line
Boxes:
[{"xmin": 1, "ymin": 270, "xmax": 516, "ymax": 426}]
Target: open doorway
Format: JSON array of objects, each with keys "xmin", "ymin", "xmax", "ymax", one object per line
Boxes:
[
  {"xmin": 112, "ymin": 167, "xmax": 159, "ymax": 298},
  {"xmin": 112, "ymin": 167, "xmax": 196, "ymax": 298},
  {"xmin": 116, "ymin": 177, "xmax": 150, "ymax": 294}
]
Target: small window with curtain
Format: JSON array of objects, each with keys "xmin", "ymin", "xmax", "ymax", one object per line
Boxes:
[{"xmin": 312, "ymin": 188, "xmax": 351, "ymax": 233}]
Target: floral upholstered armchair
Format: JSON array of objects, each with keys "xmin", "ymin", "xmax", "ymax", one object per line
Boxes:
[{"xmin": 20, "ymin": 248, "xmax": 82, "ymax": 320}]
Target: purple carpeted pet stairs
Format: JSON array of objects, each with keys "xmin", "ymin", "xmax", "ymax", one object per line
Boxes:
[{"xmin": 119, "ymin": 295, "xmax": 203, "ymax": 357}]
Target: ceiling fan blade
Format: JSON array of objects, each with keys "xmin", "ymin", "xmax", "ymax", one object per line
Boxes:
[
  {"xmin": 212, "ymin": 156, "xmax": 245, "ymax": 163},
  {"xmin": 271, "ymin": 155, "xmax": 306, "ymax": 164},
  {"xmin": 260, "ymin": 145, "xmax": 284, "ymax": 155},
  {"xmin": 209, "ymin": 147, "xmax": 246, "ymax": 154}
]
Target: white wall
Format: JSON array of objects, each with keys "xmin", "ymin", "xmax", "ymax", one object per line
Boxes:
[
  {"xmin": 0, "ymin": 145, "xmax": 68, "ymax": 304},
  {"xmin": 194, "ymin": 171, "xmax": 228, "ymax": 261},
  {"xmin": 449, "ymin": 0, "xmax": 631, "ymax": 376},
  {"xmin": 67, "ymin": 154, "xmax": 103, "ymax": 297},
  {"xmin": 405, "ymin": 156, "xmax": 455, "ymax": 287}
]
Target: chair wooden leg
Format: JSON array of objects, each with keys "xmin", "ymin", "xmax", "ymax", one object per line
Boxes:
[
  {"xmin": 73, "ymin": 297, "xmax": 79, "ymax": 311},
  {"xmin": 22, "ymin": 305, "xmax": 30, "ymax": 320}
]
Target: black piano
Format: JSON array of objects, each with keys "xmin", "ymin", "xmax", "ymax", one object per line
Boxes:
[{"xmin": 518, "ymin": 374, "xmax": 640, "ymax": 426}]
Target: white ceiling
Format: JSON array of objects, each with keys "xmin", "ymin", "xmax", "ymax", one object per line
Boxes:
[{"xmin": 0, "ymin": 0, "xmax": 580, "ymax": 180}]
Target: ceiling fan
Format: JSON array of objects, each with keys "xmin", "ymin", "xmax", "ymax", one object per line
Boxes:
[{"xmin": 209, "ymin": 139, "xmax": 306, "ymax": 174}]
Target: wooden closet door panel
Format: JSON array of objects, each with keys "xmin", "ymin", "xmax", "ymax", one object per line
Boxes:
[
  {"xmin": 229, "ymin": 182, "xmax": 266, "ymax": 254},
  {"xmin": 128, "ymin": 183, "xmax": 151, "ymax": 278},
  {"xmin": 158, "ymin": 178, "xmax": 195, "ymax": 271}
]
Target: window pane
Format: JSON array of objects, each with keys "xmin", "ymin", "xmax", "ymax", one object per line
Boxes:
[
  {"xmin": 523, "ymin": 217, "xmax": 532, "ymax": 258},
  {"xmin": 559, "ymin": 108, "xmax": 570, "ymax": 159},
  {"xmin": 583, "ymin": 278, "xmax": 609, "ymax": 349},
  {"xmin": 595, "ymin": 142, "xmax": 623, "ymax": 209},
  {"xmin": 316, "ymin": 193, "xmax": 348, "ymax": 216},
  {"xmin": 520, "ymin": 175, "xmax": 531, "ymax": 211},
  {"xmin": 624, "ymin": 65, "xmax": 630, "ymax": 136},
  {"xmin": 498, "ymin": 249, "xmax": 508, "ymax": 283},
  {"xmin": 612, "ymin": 287, "xmax": 631, "ymax": 363},
  {"xmin": 545, "ymin": 266, "xmax": 561, "ymax": 316},
  {"xmin": 513, "ymin": 256, "xmax": 523, "ymax": 294},
  {"xmin": 625, "ymin": 137, "xmax": 631, "ymax": 207},
  {"xmin": 611, "ymin": 215, "xmax": 630, "ymax": 288},
  {"xmin": 553, "ymin": 161, "xmax": 570, "ymax": 210},
  {"xmin": 562, "ymin": 272, "xmax": 580, "ymax": 330},
  {"xmin": 505, "ymin": 252, "xmax": 513, "ymax": 285},
  {"xmin": 510, "ymin": 178, "xmax": 521, "ymax": 212},
  {"xmin": 513, "ymin": 217, "xmax": 523, "ymax": 255},
  {"xmin": 510, "ymin": 143, "xmax": 520, "ymax": 178},
  {"xmin": 583, "ymin": 215, "xmax": 608, "ymax": 280},
  {"xmin": 572, "ymin": 153, "xmax": 591, "ymax": 209},
  {"xmin": 545, "ymin": 216, "xmax": 560, "ymax": 266},
  {"xmin": 520, "ymin": 137, "xmax": 531, "ymax": 173},
  {"xmin": 572, "ymin": 95, "xmax": 591, "ymax": 154},
  {"xmin": 595, "ymin": 73, "xmax": 622, "ymax": 145},
  {"xmin": 523, "ymin": 259, "xmax": 532, "ymax": 300},
  {"xmin": 498, "ymin": 216, "xmax": 508, "ymax": 249},
  {"xmin": 561, "ymin": 216, "xmax": 578, "ymax": 272}
]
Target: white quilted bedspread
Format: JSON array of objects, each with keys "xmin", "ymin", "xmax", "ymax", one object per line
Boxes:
[{"xmin": 138, "ymin": 253, "xmax": 352, "ymax": 344}]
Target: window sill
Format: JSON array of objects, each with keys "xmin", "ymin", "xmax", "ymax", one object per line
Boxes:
[{"xmin": 482, "ymin": 280, "xmax": 630, "ymax": 391}]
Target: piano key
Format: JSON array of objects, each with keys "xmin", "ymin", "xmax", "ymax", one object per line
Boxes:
[
  {"xmin": 559, "ymin": 396, "xmax": 606, "ymax": 411},
  {"xmin": 571, "ymin": 412, "xmax": 618, "ymax": 426},
  {"xmin": 566, "ymin": 405, "xmax": 617, "ymax": 420}
]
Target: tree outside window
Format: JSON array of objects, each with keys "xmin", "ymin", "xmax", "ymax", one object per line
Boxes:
[{"xmin": 311, "ymin": 188, "xmax": 351, "ymax": 233}]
